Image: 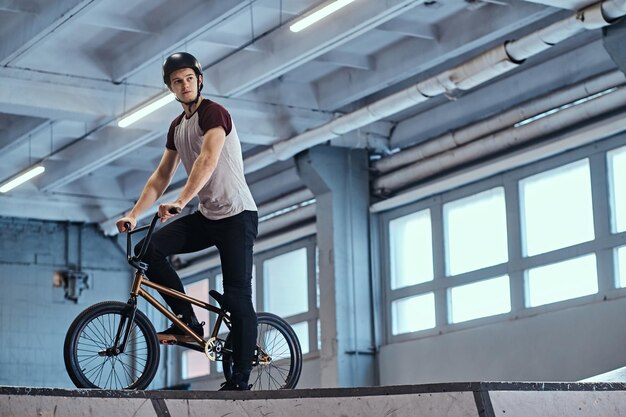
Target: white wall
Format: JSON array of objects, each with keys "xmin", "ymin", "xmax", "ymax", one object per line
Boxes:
[{"xmin": 379, "ymin": 296, "xmax": 626, "ymax": 385}]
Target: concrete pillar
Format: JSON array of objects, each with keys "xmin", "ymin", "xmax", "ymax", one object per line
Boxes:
[{"xmin": 296, "ymin": 145, "xmax": 375, "ymax": 387}]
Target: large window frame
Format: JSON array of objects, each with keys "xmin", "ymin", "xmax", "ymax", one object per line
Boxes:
[
  {"xmin": 254, "ymin": 236, "xmax": 319, "ymax": 356},
  {"xmin": 179, "ymin": 235, "xmax": 319, "ymax": 382},
  {"xmin": 380, "ymin": 133, "xmax": 626, "ymax": 344}
]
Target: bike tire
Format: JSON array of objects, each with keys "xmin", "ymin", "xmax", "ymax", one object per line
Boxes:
[
  {"xmin": 63, "ymin": 301, "xmax": 160, "ymax": 390},
  {"xmin": 223, "ymin": 312, "xmax": 302, "ymax": 390}
]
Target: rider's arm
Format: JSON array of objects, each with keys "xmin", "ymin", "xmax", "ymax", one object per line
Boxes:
[
  {"xmin": 174, "ymin": 126, "xmax": 226, "ymax": 208},
  {"xmin": 128, "ymin": 148, "xmax": 180, "ymax": 220}
]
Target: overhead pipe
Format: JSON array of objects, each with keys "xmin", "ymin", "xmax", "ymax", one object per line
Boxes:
[
  {"xmin": 373, "ymin": 85, "xmax": 626, "ymax": 193},
  {"xmin": 373, "ymin": 70, "xmax": 626, "ymax": 174},
  {"xmin": 244, "ymin": 0, "xmax": 626, "ymax": 175}
]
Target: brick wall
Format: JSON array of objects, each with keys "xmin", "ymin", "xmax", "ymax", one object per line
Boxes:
[{"xmin": 0, "ymin": 217, "xmax": 167, "ymax": 388}]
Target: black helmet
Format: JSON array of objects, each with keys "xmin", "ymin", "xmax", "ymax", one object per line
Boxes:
[{"xmin": 162, "ymin": 52, "xmax": 203, "ymax": 90}]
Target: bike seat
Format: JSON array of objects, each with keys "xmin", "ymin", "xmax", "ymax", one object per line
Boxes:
[{"xmin": 209, "ymin": 290, "xmax": 224, "ymax": 307}]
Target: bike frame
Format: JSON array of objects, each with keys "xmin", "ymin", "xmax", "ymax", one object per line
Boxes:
[{"xmin": 116, "ymin": 212, "xmax": 230, "ymax": 355}]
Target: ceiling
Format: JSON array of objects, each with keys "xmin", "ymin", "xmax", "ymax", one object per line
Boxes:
[{"xmin": 0, "ymin": 0, "xmax": 621, "ymax": 233}]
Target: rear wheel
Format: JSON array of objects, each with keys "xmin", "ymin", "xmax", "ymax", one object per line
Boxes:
[
  {"xmin": 223, "ymin": 312, "xmax": 302, "ymax": 390},
  {"xmin": 63, "ymin": 301, "xmax": 160, "ymax": 390}
]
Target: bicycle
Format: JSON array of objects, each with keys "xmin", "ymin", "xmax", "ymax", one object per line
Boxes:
[{"xmin": 63, "ymin": 211, "xmax": 302, "ymax": 390}]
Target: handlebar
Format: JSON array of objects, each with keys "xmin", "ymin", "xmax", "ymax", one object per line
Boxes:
[{"xmin": 125, "ymin": 207, "xmax": 181, "ymax": 270}]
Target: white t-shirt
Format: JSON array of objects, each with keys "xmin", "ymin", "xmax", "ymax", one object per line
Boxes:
[{"xmin": 166, "ymin": 99, "xmax": 257, "ymax": 219}]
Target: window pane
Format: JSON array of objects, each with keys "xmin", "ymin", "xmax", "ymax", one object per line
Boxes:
[
  {"xmin": 608, "ymin": 146, "xmax": 626, "ymax": 233},
  {"xmin": 291, "ymin": 321, "xmax": 310, "ymax": 355},
  {"xmin": 185, "ymin": 279, "xmax": 210, "ymax": 338},
  {"xmin": 183, "ymin": 279, "xmax": 210, "ymax": 379},
  {"xmin": 526, "ymin": 254, "xmax": 598, "ymax": 307},
  {"xmin": 182, "ymin": 351, "xmax": 209, "ymax": 379},
  {"xmin": 615, "ymin": 246, "xmax": 626, "ymax": 288},
  {"xmin": 520, "ymin": 160, "xmax": 594, "ymax": 256},
  {"xmin": 449, "ymin": 275, "xmax": 511, "ymax": 323},
  {"xmin": 389, "ymin": 209, "xmax": 433, "ymax": 288},
  {"xmin": 391, "ymin": 293, "xmax": 435, "ymax": 335},
  {"xmin": 264, "ymin": 248, "xmax": 308, "ymax": 317},
  {"xmin": 444, "ymin": 187, "xmax": 508, "ymax": 275}
]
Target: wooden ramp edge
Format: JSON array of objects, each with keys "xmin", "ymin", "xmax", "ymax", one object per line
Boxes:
[{"xmin": 1, "ymin": 382, "xmax": 626, "ymax": 417}]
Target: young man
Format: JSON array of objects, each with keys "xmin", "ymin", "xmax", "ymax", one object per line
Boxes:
[{"xmin": 116, "ymin": 52, "xmax": 258, "ymax": 391}]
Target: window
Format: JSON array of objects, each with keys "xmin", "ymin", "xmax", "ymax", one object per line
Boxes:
[
  {"xmin": 444, "ymin": 187, "xmax": 508, "ymax": 275},
  {"xmin": 608, "ymin": 146, "xmax": 626, "ymax": 233},
  {"xmin": 615, "ymin": 246, "xmax": 626, "ymax": 288},
  {"xmin": 259, "ymin": 238, "xmax": 318, "ymax": 355},
  {"xmin": 181, "ymin": 279, "xmax": 210, "ymax": 379},
  {"xmin": 382, "ymin": 135, "xmax": 626, "ymax": 344},
  {"xmin": 291, "ymin": 322, "xmax": 310, "ymax": 355},
  {"xmin": 389, "ymin": 209, "xmax": 433, "ymax": 288},
  {"xmin": 263, "ymin": 247, "xmax": 308, "ymax": 317},
  {"xmin": 449, "ymin": 275, "xmax": 511, "ymax": 323},
  {"xmin": 525, "ymin": 254, "xmax": 598, "ymax": 307},
  {"xmin": 391, "ymin": 293, "xmax": 436, "ymax": 335},
  {"xmin": 520, "ymin": 160, "xmax": 594, "ymax": 256}
]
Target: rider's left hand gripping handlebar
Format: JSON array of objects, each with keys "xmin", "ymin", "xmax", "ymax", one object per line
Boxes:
[{"xmin": 126, "ymin": 207, "xmax": 182, "ymax": 267}]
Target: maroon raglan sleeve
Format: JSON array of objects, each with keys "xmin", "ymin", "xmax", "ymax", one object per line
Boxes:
[
  {"xmin": 197, "ymin": 101, "xmax": 232, "ymax": 136},
  {"xmin": 165, "ymin": 113, "xmax": 185, "ymax": 150}
]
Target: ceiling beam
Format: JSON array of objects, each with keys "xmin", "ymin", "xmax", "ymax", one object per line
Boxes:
[
  {"xmin": 35, "ymin": 126, "xmax": 160, "ymax": 191},
  {"xmin": 376, "ymin": 18, "xmax": 438, "ymax": 40},
  {"xmin": 0, "ymin": 0, "xmax": 99, "ymax": 65},
  {"xmin": 0, "ymin": 74, "xmax": 122, "ymax": 121},
  {"xmin": 0, "ymin": 116, "xmax": 48, "ymax": 154},
  {"xmin": 109, "ymin": 0, "xmax": 250, "ymax": 82},
  {"xmin": 79, "ymin": 12, "xmax": 154, "ymax": 34},
  {"xmin": 315, "ymin": 50, "xmax": 374, "ymax": 70},
  {"xmin": 206, "ymin": 0, "xmax": 425, "ymax": 97}
]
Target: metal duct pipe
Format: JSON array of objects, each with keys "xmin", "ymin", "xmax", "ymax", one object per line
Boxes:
[
  {"xmin": 373, "ymin": 85, "xmax": 626, "ymax": 193},
  {"xmin": 373, "ymin": 70, "xmax": 626, "ymax": 174},
  {"xmin": 244, "ymin": 0, "xmax": 626, "ymax": 175},
  {"xmin": 258, "ymin": 188, "xmax": 314, "ymax": 218}
]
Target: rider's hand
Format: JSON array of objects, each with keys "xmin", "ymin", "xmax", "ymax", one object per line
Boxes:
[
  {"xmin": 158, "ymin": 203, "xmax": 182, "ymax": 223},
  {"xmin": 115, "ymin": 216, "xmax": 136, "ymax": 233}
]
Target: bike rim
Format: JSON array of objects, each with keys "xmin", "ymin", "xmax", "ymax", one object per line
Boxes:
[
  {"xmin": 75, "ymin": 312, "xmax": 150, "ymax": 389},
  {"xmin": 248, "ymin": 321, "xmax": 294, "ymax": 390}
]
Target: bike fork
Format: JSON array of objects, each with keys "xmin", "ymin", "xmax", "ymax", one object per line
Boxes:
[{"xmin": 112, "ymin": 297, "xmax": 138, "ymax": 354}]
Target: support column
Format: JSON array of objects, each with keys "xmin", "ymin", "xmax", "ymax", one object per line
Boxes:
[{"xmin": 296, "ymin": 145, "xmax": 375, "ymax": 387}]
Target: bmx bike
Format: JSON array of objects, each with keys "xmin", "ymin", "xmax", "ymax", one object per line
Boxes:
[{"xmin": 63, "ymin": 211, "xmax": 302, "ymax": 390}]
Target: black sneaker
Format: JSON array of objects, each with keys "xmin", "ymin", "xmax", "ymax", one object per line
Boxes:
[
  {"xmin": 219, "ymin": 371, "xmax": 252, "ymax": 391},
  {"xmin": 157, "ymin": 314, "xmax": 204, "ymax": 343}
]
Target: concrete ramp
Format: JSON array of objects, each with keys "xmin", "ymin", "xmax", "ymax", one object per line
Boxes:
[{"xmin": 1, "ymin": 382, "xmax": 625, "ymax": 417}]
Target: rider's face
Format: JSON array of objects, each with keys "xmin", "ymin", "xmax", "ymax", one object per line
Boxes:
[{"xmin": 168, "ymin": 68, "xmax": 201, "ymax": 101}]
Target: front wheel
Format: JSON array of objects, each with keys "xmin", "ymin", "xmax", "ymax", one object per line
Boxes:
[
  {"xmin": 223, "ymin": 312, "xmax": 302, "ymax": 390},
  {"xmin": 63, "ymin": 301, "xmax": 160, "ymax": 390}
]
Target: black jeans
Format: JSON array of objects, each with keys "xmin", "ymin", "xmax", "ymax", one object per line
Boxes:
[{"xmin": 136, "ymin": 210, "xmax": 258, "ymax": 372}]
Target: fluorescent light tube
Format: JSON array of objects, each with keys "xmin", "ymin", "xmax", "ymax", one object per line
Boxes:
[
  {"xmin": 0, "ymin": 165, "xmax": 45, "ymax": 193},
  {"xmin": 290, "ymin": 0, "xmax": 355, "ymax": 33},
  {"xmin": 118, "ymin": 93, "xmax": 175, "ymax": 128}
]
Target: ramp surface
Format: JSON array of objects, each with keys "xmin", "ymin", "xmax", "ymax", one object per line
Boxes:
[{"xmin": 1, "ymin": 382, "xmax": 625, "ymax": 417}]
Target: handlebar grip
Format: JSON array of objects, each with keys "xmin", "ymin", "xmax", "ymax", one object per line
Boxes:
[
  {"xmin": 168, "ymin": 207, "xmax": 182, "ymax": 215},
  {"xmin": 123, "ymin": 222, "xmax": 131, "ymax": 232}
]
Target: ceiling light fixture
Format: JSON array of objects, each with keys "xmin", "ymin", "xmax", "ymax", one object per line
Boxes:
[
  {"xmin": 0, "ymin": 165, "xmax": 45, "ymax": 193},
  {"xmin": 118, "ymin": 93, "xmax": 175, "ymax": 128},
  {"xmin": 289, "ymin": 0, "xmax": 356, "ymax": 33}
]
